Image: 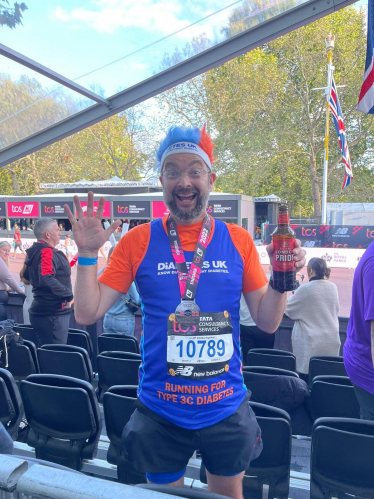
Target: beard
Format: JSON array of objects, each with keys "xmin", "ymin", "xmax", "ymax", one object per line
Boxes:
[{"xmin": 164, "ymin": 187, "xmax": 210, "ymax": 222}]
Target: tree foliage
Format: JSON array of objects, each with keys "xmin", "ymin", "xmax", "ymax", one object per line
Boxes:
[
  {"xmin": 156, "ymin": 5, "xmax": 374, "ymax": 218},
  {"xmin": 1, "ymin": 74, "xmax": 147, "ymax": 195},
  {"xmin": 0, "ymin": 1, "xmax": 27, "ymax": 29}
]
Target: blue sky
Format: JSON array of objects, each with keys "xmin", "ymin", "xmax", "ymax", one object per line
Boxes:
[
  {"xmin": 2, "ymin": 0, "xmax": 355, "ymax": 98},
  {"xmin": 1, "ymin": 0, "xmax": 253, "ymax": 96},
  {"xmin": 0, "ymin": 0, "xmax": 367, "ymax": 127}
]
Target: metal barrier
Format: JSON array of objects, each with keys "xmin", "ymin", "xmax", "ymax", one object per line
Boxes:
[{"xmin": 0, "ymin": 455, "xmax": 176, "ymax": 499}]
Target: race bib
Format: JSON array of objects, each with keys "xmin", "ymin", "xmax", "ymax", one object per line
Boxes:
[{"xmin": 167, "ymin": 311, "xmax": 233, "ymax": 380}]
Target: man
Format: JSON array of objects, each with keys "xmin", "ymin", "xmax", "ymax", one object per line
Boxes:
[
  {"xmin": 344, "ymin": 240, "xmax": 374, "ymax": 420},
  {"xmin": 65, "ymin": 126, "xmax": 305, "ymax": 499},
  {"xmin": 24, "ymin": 218, "xmax": 73, "ymax": 347}
]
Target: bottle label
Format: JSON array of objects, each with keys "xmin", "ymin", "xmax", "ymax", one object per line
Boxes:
[
  {"xmin": 272, "ymin": 239, "xmax": 296, "ymax": 272},
  {"xmin": 277, "ymin": 213, "xmax": 289, "ymax": 224}
]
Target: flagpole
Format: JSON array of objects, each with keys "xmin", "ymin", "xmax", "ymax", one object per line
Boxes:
[{"xmin": 321, "ymin": 34, "xmax": 335, "ymax": 225}]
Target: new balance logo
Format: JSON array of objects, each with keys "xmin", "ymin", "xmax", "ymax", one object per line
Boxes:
[{"xmin": 175, "ymin": 366, "xmax": 194, "ymax": 376}]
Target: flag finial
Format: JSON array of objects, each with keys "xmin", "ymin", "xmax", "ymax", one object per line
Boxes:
[{"xmin": 325, "ymin": 34, "xmax": 335, "ymax": 51}]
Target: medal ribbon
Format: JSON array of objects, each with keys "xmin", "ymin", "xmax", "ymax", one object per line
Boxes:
[{"xmin": 167, "ymin": 214, "xmax": 212, "ymax": 301}]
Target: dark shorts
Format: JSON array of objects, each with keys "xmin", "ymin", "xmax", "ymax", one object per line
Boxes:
[{"xmin": 122, "ymin": 392, "xmax": 262, "ymax": 477}]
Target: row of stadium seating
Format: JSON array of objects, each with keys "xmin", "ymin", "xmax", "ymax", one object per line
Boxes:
[{"xmin": 1, "ymin": 366, "xmax": 373, "ymax": 499}]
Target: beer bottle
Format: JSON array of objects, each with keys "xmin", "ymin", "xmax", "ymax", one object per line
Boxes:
[{"xmin": 272, "ymin": 204, "xmax": 296, "ymax": 292}]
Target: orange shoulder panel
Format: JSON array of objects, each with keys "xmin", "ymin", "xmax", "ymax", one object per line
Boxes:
[{"xmin": 226, "ymin": 223, "xmax": 268, "ymax": 294}]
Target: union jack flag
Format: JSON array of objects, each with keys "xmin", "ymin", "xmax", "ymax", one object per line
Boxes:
[
  {"xmin": 357, "ymin": 0, "xmax": 374, "ymax": 114},
  {"xmin": 329, "ymin": 76, "xmax": 353, "ymax": 188}
]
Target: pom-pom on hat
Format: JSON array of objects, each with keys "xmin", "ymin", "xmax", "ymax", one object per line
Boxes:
[{"xmin": 156, "ymin": 125, "xmax": 215, "ymax": 173}]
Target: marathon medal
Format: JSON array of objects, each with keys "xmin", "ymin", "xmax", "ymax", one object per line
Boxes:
[{"xmin": 166, "ymin": 215, "xmax": 234, "ymax": 380}]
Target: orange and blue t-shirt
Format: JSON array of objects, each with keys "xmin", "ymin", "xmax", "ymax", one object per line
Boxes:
[{"xmin": 99, "ymin": 216, "xmax": 267, "ymax": 429}]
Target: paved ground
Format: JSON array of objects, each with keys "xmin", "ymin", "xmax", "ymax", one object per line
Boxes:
[{"xmin": 9, "ymin": 256, "xmax": 354, "ymax": 317}]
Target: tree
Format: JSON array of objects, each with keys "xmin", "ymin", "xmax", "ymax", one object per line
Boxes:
[
  {"xmin": 157, "ymin": 5, "xmax": 373, "ymax": 217},
  {"xmin": 0, "ymin": 1, "xmax": 27, "ymax": 29}
]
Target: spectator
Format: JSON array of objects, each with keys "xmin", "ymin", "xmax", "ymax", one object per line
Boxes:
[
  {"xmin": 98, "ymin": 247, "xmax": 140, "ymax": 336},
  {"xmin": 285, "ymin": 257, "xmax": 340, "ymax": 381},
  {"xmin": 0, "ymin": 241, "xmax": 25, "ymax": 320},
  {"xmin": 239, "ymin": 294, "xmax": 274, "ymax": 362},
  {"xmin": 344, "ymin": 241, "xmax": 374, "ymax": 420},
  {"xmin": 20, "ymin": 263, "xmax": 33, "ymax": 324},
  {"xmin": 11, "ymin": 228, "xmax": 25, "ymax": 258},
  {"xmin": 23, "ymin": 219, "xmax": 73, "ymax": 347},
  {"xmin": 64, "ymin": 234, "xmax": 75, "ymax": 262}
]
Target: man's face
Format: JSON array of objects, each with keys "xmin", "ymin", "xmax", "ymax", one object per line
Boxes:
[
  {"xmin": 160, "ymin": 153, "xmax": 216, "ymax": 223},
  {"xmin": 46, "ymin": 222, "xmax": 61, "ymax": 247}
]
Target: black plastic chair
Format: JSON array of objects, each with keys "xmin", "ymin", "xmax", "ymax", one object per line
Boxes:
[
  {"xmin": 0, "ymin": 368, "xmax": 24, "ymax": 439},
  {"xmin": 13, "ymin": 325, "xmax": 38, "ymax": 345},
  {"xmin": 311, "ymin": 418, "xmax": 374, "ymax": 498},
  {"xmin": 67, "ymin": 329, "xmax": 94, "ymax": 360},
  {"xmin": 7, "ymin": 339, "xmax": 39, "ymax": 380},
  {"xmin": 97, "ymin": 351, "xmax": 141, "ymax": 397},
  {"xmin": 200, "ymin": 402, "xmax": 292, "ymax": 499},
  {"xmin": 136, "ymin": 485, "xmax": 233, "ymax": 499},
  {"xmin": 242, "ymin": 366, "xmax": 299, "ymax": 378},
  {"xmin": 310, "ymin": 376, "xmax": 360, "ymax": 420},
  {"xmin": 248, "ymin": 348, "xmax": 295, "ymax": 357},
  {"xmin": 246, "ymin": 349, "xmax": 296, "ymax": 372},
  {"xmin": 308, "ymin": 356, "xmax": 347, "ymax": 386},
  {"xmin": 20, "ymin": 374, "xmax": 101, "ymax": 471},
  {"xmin": 37, "ymin": 344, "xmax": 93, "ymax": 383},
  {"xmin": 103, "ymin": 385, "xmax": 145, "ymax": 484},
  {"xmin": 98, "ymin": 333, "xmax": 139, "ymax": 354}
]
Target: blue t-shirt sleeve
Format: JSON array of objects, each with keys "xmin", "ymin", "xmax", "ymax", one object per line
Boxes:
[{"xmin": 363, "ymin": 257, "xmax": 374, "ymax": 322}]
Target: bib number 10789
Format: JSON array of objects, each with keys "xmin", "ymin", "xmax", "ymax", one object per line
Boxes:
[
  {"xmin": 176, "ymin": 338, "xmax": 226, "ymax": 359},
  {"xmin": 167, "ymin": 333, "xmax": 233, "ymax": 364}
]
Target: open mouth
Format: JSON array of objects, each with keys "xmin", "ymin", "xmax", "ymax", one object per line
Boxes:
[{"xmin": 176, "ymin": 193, "xmax": 197, "ymax": 203}]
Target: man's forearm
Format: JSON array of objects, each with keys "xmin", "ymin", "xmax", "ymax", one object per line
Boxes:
[
  {"xmin": 74, "ymin": 263, "xmax": 122, "ymax": 325},
  {"xmin": 256, "ymin": 286, "xmax": 287, "ymax": 333},
  {"xmin": 74, "ymin": 264, "xmax": 102, "ymax": 325}
]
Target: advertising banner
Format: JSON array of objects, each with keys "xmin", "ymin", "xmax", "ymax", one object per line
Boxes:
[
  {"xmin": 76, "ymin": 201, "xmax": 111, "ymax": 218},
  {"xmin": 206, "ymin": 200, "xmax": 238, "ymax": 218},
  {"xmin": 0, "ymin": 202, "xmax": 5, "ymax": 217},
  {"xmin": 113, "ymin": 201, "xmax": 150, "ymax": 218},
  {"xmin": 255, "ymin": 245, "xmax": 365, "ymax": 269},
  {"xmin": 41, "ymin": 201, "xmax": 73, "ymax": 218},
  {"xmin": 7, "ymin": 201, "xmax": 39, "ymax": 218},
  {"xmin": 265, "ymin": 224, "xmax": 374, "ymax": 249},
  {"xmin": 152, "ymin": 201, "xmax": 170, "ymax": 218},
  {"xmin": 152, "ymin": 200, "xmax": 238, "ymax": 219}
]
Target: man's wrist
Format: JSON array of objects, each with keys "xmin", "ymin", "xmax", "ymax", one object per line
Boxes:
[
  {"xmin": 77, "ymin": 251, "xmax": 98, "ymax": 258},
  {"xmin": 268, "ymin": 277, "xmax": 285, "ymax": 294},
  {"xmin": 78, "ymin": 255, "xmax": 98, "ymax": 266}
]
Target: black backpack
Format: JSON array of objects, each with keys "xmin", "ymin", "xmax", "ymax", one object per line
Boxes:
[{"xmin": 0, "ymin": 320, "xmax": 24, "ymax": 368}]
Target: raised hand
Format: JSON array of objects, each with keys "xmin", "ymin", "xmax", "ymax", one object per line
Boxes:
[{"xmin": 64, "ymin": 192, "xmax": 121, "ymax": 257}]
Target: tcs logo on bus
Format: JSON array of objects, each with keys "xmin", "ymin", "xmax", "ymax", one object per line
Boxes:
[
  {"xmin": 117, "ymin": 206, "xmax": 129, "ymax": 214},
  {"xmin": 367, "ymin": 229, "xmax": 374, "ymax": 239},
  {"xmin": 44, "ymin": 206, "xmax": 54, "ymax": 213}
]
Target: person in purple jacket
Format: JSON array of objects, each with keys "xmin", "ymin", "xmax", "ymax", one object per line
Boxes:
[{"xmin": 344, "ymin": 241, "xmax": 374, "ymax": 420}]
